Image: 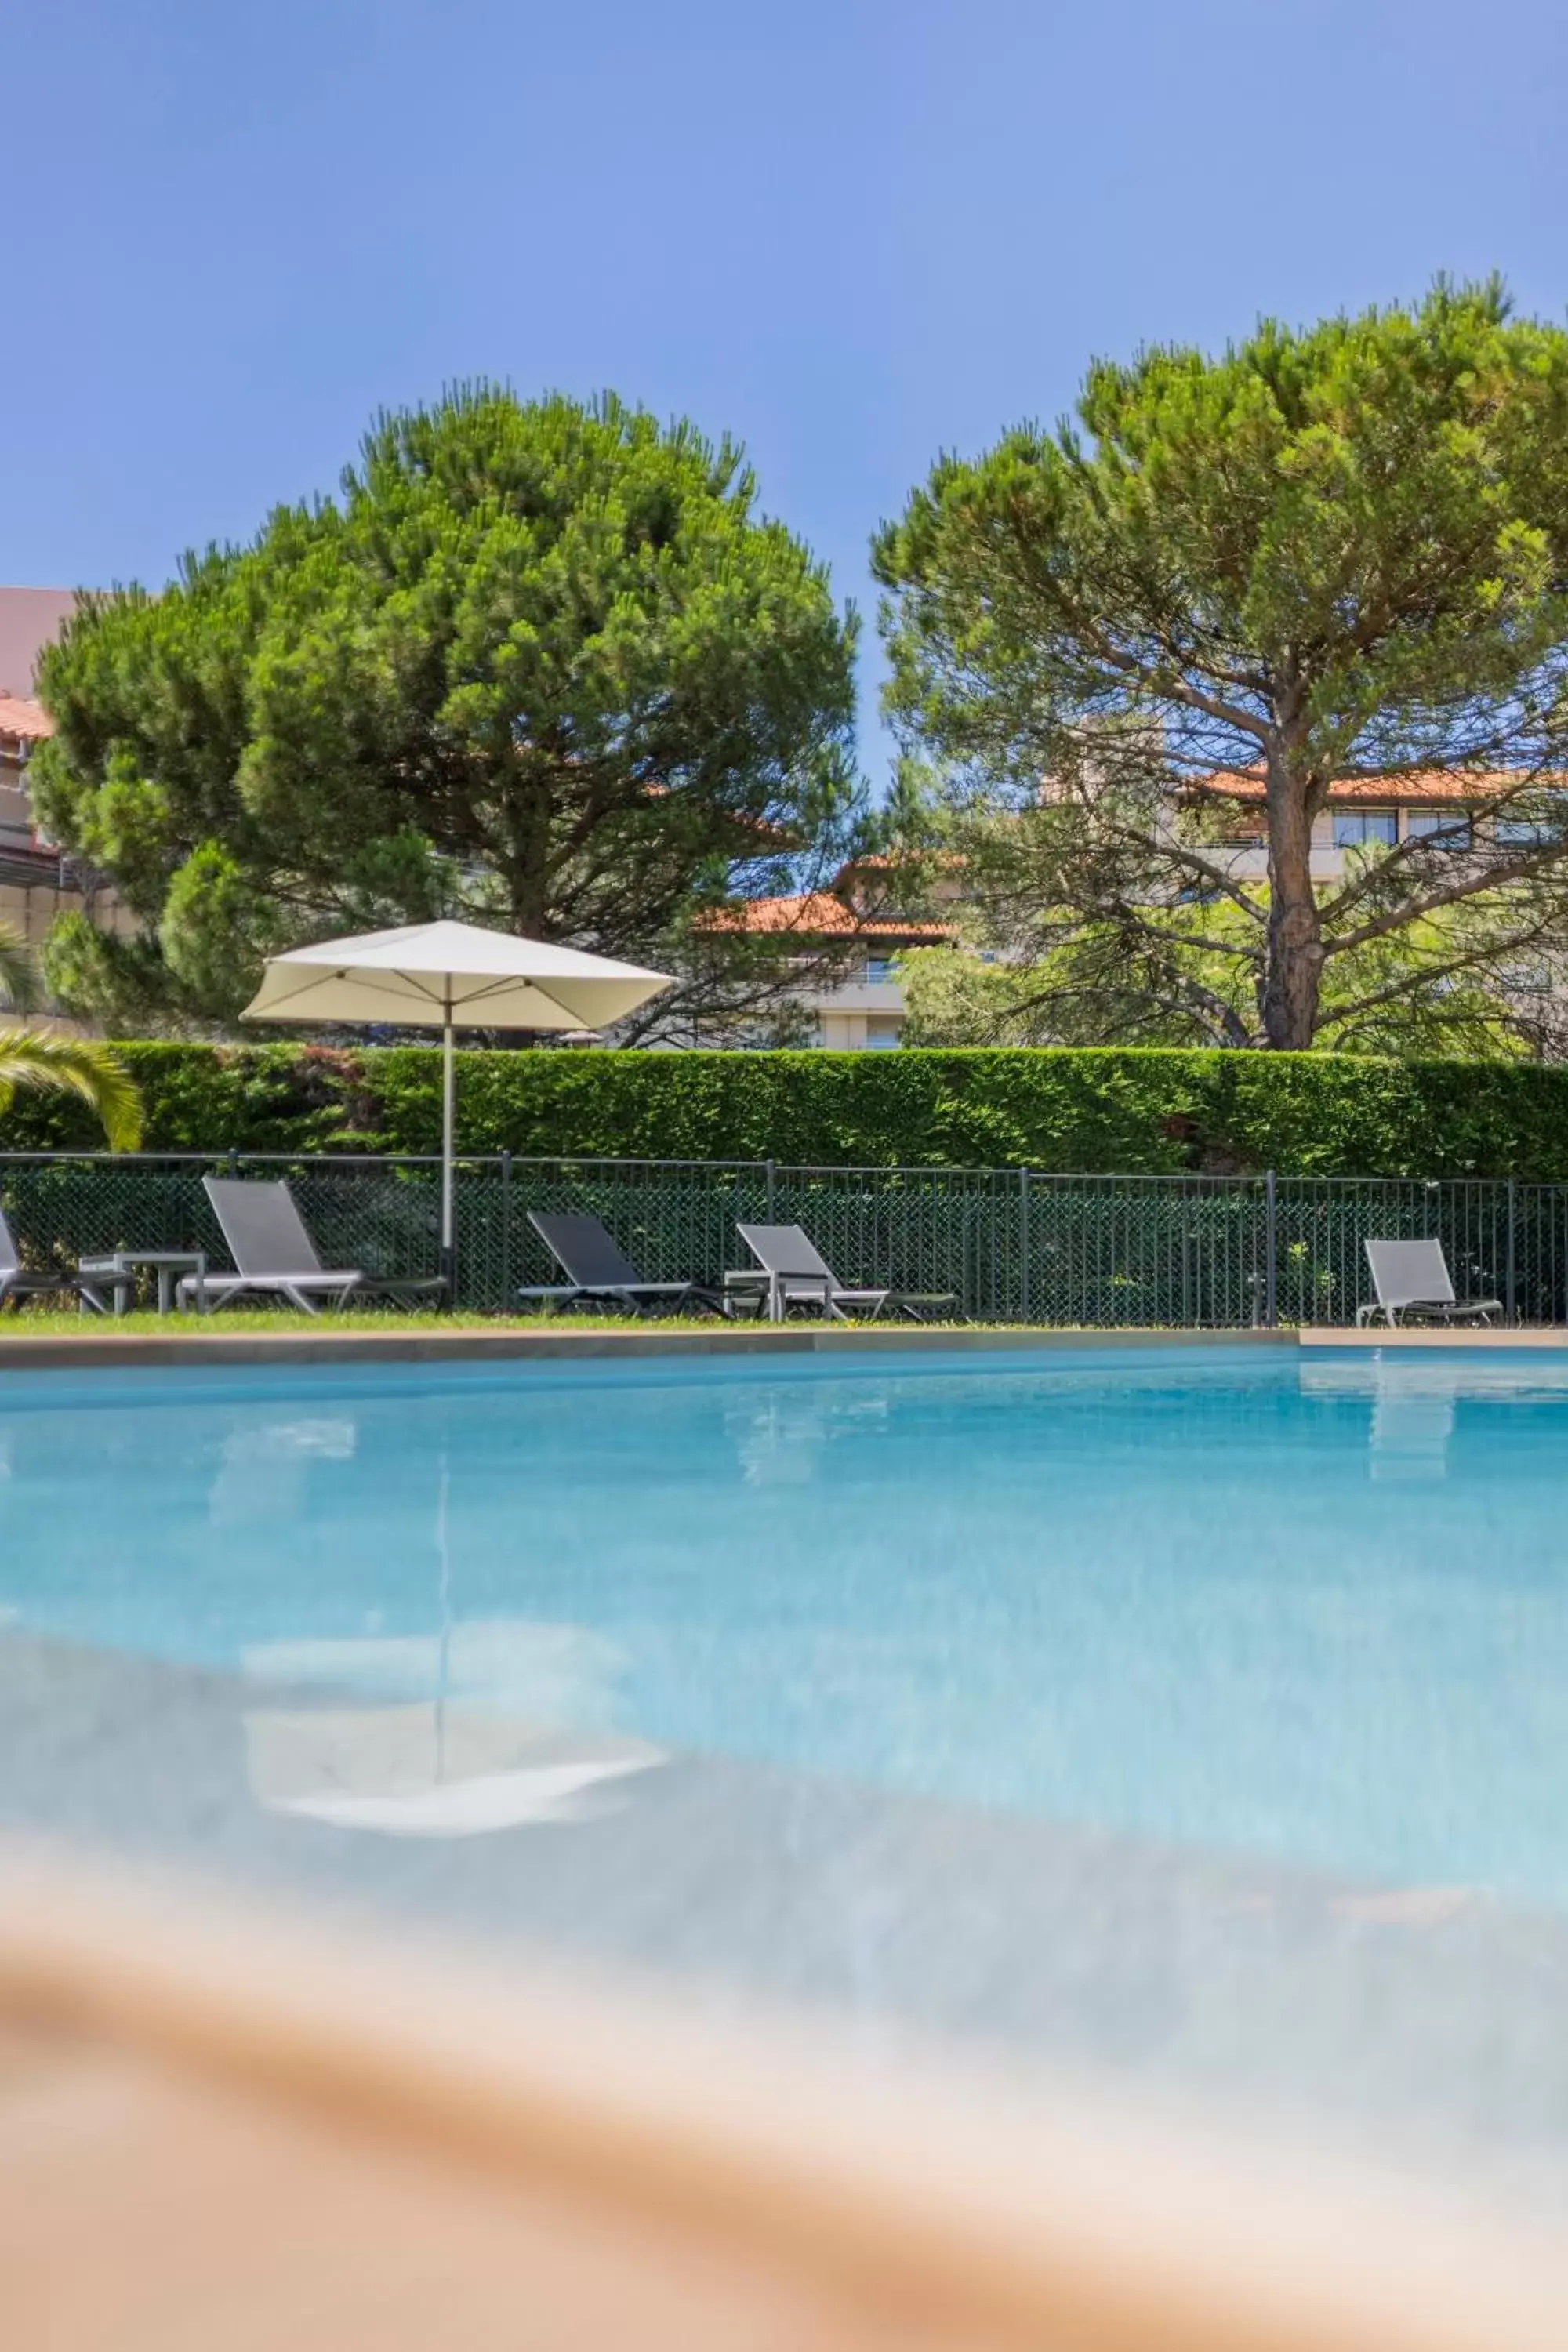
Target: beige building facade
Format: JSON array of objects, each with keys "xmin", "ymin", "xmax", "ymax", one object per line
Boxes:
[
  {"xmin": 1197, "ymin": 771, "xmax": 1503, "ymax": 886},
  {"xmin": 0, "ymin": 691, "xmax": 82, "ymax": 951},
  {"xmin": 712, "ymin": 860, "xmax": 956, "ymax": 1049},
  {"xmin": 0, "ymin": 586, "xmax": 77, "ymax": 886},
  {"xmin": 728, "ymin": 776, "xmax": 1552, "ymax": 1050},
  {"xmin": 0, "ymin": 590, "xmax": 129, "ymax": 1015}
]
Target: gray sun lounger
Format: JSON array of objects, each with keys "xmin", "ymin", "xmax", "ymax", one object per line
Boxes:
[
  {"xmin": 727, "ymin": 1222, "xmax": 956, "ymax": 1323},
  {"xmin": 0, "ymin": 1203, "xmax": 134, "ymax": 1315},
  {"xmin": 1357, "ymin": 1237, "xmax": 1503, "ymax": 1328},
  {"xmin": 519, "ymin": 1211, "xmax": 720, "ymax": 1316},
  {"xmin": 180, "ymin": 1177, "xmax": 446, "ymax": 1315}
]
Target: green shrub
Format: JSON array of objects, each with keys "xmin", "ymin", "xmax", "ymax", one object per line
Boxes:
[{"xmin": 3, "ymin": 1040, "xmax": 1567, "ymax": 1178}]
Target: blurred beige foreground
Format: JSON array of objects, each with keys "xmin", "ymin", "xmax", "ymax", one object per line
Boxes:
[{"xmin": 2, "ymin": 1840, "xmax": 1566, "ymax": 2352}]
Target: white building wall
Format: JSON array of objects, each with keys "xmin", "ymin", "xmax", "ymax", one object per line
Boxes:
[{"xmin": 792, "ymin": 970, "xmax": 910, "ymax": 1049}]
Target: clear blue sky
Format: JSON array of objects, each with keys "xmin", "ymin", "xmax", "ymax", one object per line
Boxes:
[{"xmin": 7, "ymin": 0, "xmax": 1566, "ymax": 786}]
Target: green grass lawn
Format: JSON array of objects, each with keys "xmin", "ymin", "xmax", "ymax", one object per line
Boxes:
[
  {"xmin": 0, "ymin": 1308, "xmax": 1250, "ymax": 1338},
  {"xmin": 0, "ymin": 1305, "xmax": 746, "ymax": 1335}
]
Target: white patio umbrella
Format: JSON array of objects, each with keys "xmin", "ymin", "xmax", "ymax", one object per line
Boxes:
[{"xmin": 241, "ymin": 920, "xmax": 672, "ymax": 1289}]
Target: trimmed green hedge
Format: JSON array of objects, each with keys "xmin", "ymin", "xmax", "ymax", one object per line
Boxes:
[{"xmin": 4, "ymin": 1041, "xmax": 1568, "ymax": 1178}]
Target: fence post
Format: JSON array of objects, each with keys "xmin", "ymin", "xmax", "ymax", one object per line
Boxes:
[
  {"xmin": 499, "ymin": 1151, "xmax": 512, "ymax": 1316},
  {"xmin": 764, "ymin": 1158, "xmax": 776, "ymax": 1222},
  {"xmin": 1264, "ymin": 1169, "xmax": 1278, "ymax": 1329},
  {"xmin": 1018, "ymin": 1166, "xmax": 1030, "ymax": 1323},
  {"xmin": 1507, "ymin": 1177, "xmax": 1517, "ymax": 1328},
  {"xmin": 227, "ymin": 1145, "xmax": 240, "ymax": 1178}
]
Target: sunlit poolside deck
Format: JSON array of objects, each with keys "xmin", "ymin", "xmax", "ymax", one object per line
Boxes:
[{"xmin": 2, "ymin": 1319, "xmax": 1566, "ymax": 1376}]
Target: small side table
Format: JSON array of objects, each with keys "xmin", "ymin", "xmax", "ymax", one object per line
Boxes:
[
  {"xmin": 722, "ymin": 1268, "xmax": 833, "ymax": 1323},
  {"xmin": 721, "ymin": 1268, "xmax": 774, "ymax": 1322},
  {"xmin": 79, "ymin": 1250, "xmax": 209, "ymax": 1316}
]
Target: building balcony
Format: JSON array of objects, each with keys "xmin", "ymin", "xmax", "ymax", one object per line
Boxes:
[{"xmin": 790, "ymin": 978, "xmax": 909, "ymax": 1016}]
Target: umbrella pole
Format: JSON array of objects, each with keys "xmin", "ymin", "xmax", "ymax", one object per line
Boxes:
[{"xmin": 441, "ymin": 1017, "xmax": 456, "ymax": 1303}]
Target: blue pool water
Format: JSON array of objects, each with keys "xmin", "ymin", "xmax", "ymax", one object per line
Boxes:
[{"xmin": 5, "ymin": 1345, "xmax": 1568, "ymax": 1901}]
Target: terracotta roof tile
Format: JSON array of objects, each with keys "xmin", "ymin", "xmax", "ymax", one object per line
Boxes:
[
  {"xmin": 0, "ymin": 694, "xmax": 52, "ymax": 743},
  {"xmin": 700, "ymin": 891, "xmax": 955, "ymax": 941},
  {"xmin": 1197, "ymin": 767, "xmax": 1536, "ymax": 806}
]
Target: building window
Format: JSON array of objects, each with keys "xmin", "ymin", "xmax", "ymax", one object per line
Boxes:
[
  {"xmin": 1495, "ymin": 815, "xmax": 1559, "ymax": 847},
  {"xmin": 865, "ymin": 955, "xmax": 898, "ymax": 985},
  {"xmin": 864, "ymin": 1022, "xmax": 902, "ymax": 1048},
  {"xmin": 1406, "ymin": 810, "xmax": 1472, "ymax": 849},
  {"xmin": 1332, "ymin": 809, "xmax": 1398, "ymax": 848}
]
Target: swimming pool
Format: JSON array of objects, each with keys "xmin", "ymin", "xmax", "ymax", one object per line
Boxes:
[{"xmin": 5, "ymin": 1342, "xmax": 1568, "ymax": 1904}]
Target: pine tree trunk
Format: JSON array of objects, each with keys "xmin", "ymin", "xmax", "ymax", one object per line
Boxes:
[
  {"xmin": 1260, "ymin": 764, "xmax": 1323, "ymax": 1051},
  {"xmin": 506, "ymin": 811, "xmax": 553, "ymax": 936}
]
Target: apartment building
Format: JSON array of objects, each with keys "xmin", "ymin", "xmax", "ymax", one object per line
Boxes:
[
  {"xmin": 719, "ymin": 771, "xmax": 1559, "ymax": 1049},
  {"xmin": 1, "ymin": 692, "xmax": 110, "ymax": 960},
  {"xmin": 0, "ymin": 587, "xmax": 122, "ymax": 967},
  {"xmin": 1196, "ymin": 769, "xmax": 1538, "ymax": 879},
  {"xmin": 0, "ymin": 588, "xmax": 73, "ymax": 867},
  {"xmin": 0, "ymin": 691, "xmax": 52, "ymax": 858},
  {"xmin": 0, "ymin": 586, "xmax": 73, "ymax": 699},
  {"xmin": 715, "ymin": 859, "xmax": 956, "ymax": 1047}
]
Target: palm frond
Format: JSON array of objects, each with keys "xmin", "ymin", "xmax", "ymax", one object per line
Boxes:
[
  {"xmin": 0, "ymin": 1029, "xmax": 144, "ymax": 1151},
  {"xmin": 0, "ymin": 921, "xmax": 39, "ymax": 1015}
]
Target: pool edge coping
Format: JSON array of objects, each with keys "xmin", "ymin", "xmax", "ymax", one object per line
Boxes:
[
  {"xmin": 3, "ymin": 1322, "xmax": 1566, "ymax": 1368},
  {"xmin": 0, "ymin": 1323, "xmax": 1300, "ymax": 1369}
]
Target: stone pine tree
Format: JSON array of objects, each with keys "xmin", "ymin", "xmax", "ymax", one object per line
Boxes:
[
  {"xmin": 874, "ymin": 281, "xmax": 1568, "ymax": 1051},
  {"xmin": 32, "ymin": 388, "xmax": 866, "ymax": 1036}
]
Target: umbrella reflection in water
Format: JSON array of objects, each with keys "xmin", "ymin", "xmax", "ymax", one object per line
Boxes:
[{"xmin": 243, "ymin": 1452, "xmax": 662, "ymax": 1836}]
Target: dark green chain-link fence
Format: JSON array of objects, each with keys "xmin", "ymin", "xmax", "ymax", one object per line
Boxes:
[{"xmin": 3, "ymin": 1151, "xmax": 1566, "ymax": 1325}]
